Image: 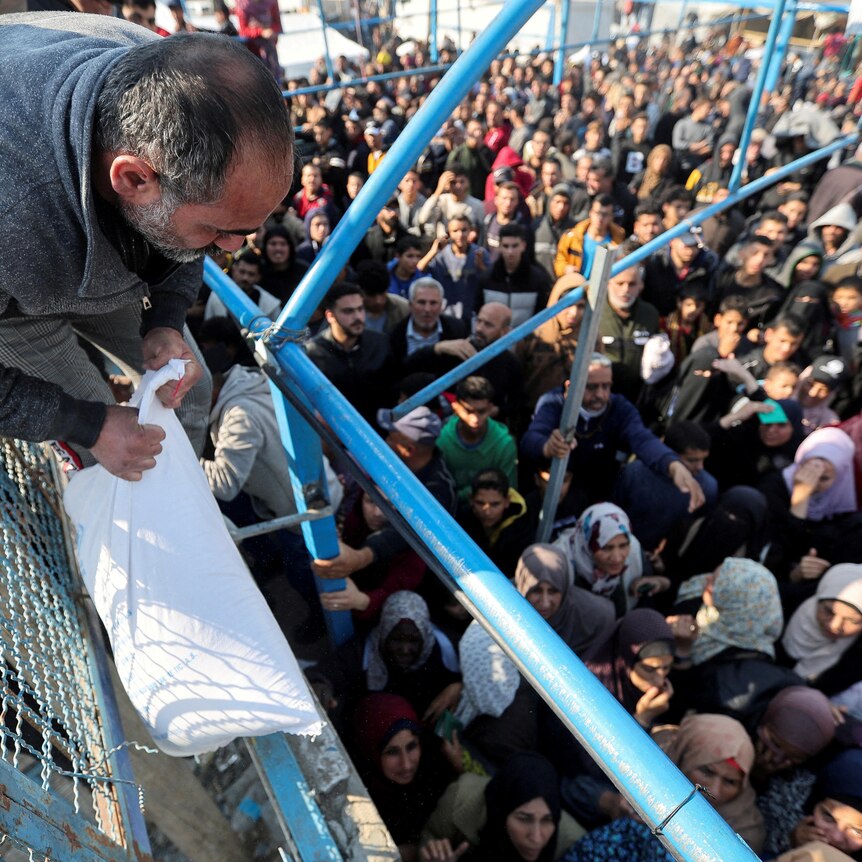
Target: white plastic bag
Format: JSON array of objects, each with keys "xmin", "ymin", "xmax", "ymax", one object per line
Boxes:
[{"xmin": 64, "ymin": 360, "xmax": 323, "ymax": 756}]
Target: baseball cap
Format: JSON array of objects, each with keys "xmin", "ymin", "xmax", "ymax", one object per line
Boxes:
[
  {"xmin": 377, "ymin": 406, "xmax": 442, "ymax": 445},
  {"xmin": 678, "ymin": 226, "xmax": 704, "ymax": 248},
  {"xmin": 758, "ymin": 398, "xmax": 789, "ymax": 425},
  {"xmin": 364, "ymin": 124, "xmax": 382, "ymax": 136},
  {"xmin": 811, "ymin": 355, "xmax": 847, "ymax": 388},
  {"xmin": 493, "ymin": 166, "xmax": 514, "ymax": 185}
]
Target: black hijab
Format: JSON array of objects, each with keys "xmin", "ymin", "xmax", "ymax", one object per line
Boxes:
[{"xmin": 478, "ymin": 752, "xmax": 562, "ymax": 862}]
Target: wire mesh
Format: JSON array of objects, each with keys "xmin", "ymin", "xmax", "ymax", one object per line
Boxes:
[{"xmin": 0, "ymin": 440, "xmax": 128, "ymax": 857}]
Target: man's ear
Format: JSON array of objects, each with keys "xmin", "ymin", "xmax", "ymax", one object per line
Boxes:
[{"xmin": 108, "ymin": 154, "xmax": 162, "ymax": 206}]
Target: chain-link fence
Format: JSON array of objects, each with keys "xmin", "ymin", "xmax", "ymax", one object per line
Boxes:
[{"xmin": 0, "ymin": 440, "xmax": 136, "ymax": 860}]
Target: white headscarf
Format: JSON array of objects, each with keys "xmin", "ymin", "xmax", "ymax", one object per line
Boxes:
[
  {"xmin": 782, "ymin": 564, "xmax": 862, "ymax": 681},
  {"xmin": 554, "ymin": 503, "xmax": 643, "ymax": 607},
  {"xmin": 453, "ymin": 622, "xmax": 520, "ymax": 728}
]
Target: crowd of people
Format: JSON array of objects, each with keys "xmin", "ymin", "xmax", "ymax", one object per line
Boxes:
[
  {"xmin": 9, "ymin": 0, "xmax": 862, "ymax": 859},
  {"xmin": 181, "ymin": 12, "xmax": 862, "ymax": 860}
]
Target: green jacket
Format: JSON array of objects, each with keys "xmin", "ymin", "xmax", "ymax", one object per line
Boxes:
[{"xmin": 437, "ymin": 417, "xmax": 518, "ymax": 501}]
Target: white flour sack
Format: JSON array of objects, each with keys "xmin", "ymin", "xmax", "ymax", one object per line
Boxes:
[{"xmin": 64, "ymin": 361, "xmax": 323, "ymax": 756}]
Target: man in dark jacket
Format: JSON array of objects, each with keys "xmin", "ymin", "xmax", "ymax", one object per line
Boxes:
[
  {"xmin": 520, "ymin": 353, "xmax": 704, "ymax": 512},
  {"xmin": 534, "ymin": 184, "xmax": 575, "ymax": 279},
  {"xmin": 0, "ymin": 16, "xmax": 294, "ymax": 479},
  {"xmin": 476, "ymin": 224, "xmax": 551, "ymax": 326},
  {"xmin": 389, "ymin": 277, "xmax": 472, "ymax": 366},
  {"xmin": 643, "ymin": 227, "xmax": 719, "ymax": 316},
  {"xmin": 305, "ymin": 283, "xmax": 398, "ymax": 425}
]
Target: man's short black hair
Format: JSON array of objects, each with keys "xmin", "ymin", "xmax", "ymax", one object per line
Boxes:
[
  {"xmin": 634, "ymin": 202, "xmax": 662, "ymax": 220},
  {"xmin": 832, "ymin": 276, "xmax": 862, "ymax": 295},
  {"xmin": 449, "ymin": 164, "xmax": 469, "ymax": 179},
  {"xmin": 355, "ymin": 260, "xmax": 390, "ymax": 296},
  {"xmin": 471, "ymin": 467, "xmax": 510, "ymax": 497},
  {"xmin": 232, "ymin": 249, "xmax": 262, "ymax": 270},
  {"xmin": 759, "ymin": 210, "xmax": 789, "ymax": 226},
  {"xmin": 499, "ymin": 223, "xmax": 527, "ymax": 242},
  {"xmin": 395, "ymin": 235, "xmax": 424, "ymax": 255},
  {"xmin": 456, "ymin": 375, "xmax": 495, "ymax": 402},
  {"xmin": 660, "ymin": 185, "xmax": 692, "ymax": 208},
  {"xmin": 589, "ymin": 159, "xmax": 614, "ymax": 178},
  {"xmin": 767, "ymin": 314, "xmax": 805, "ymax": 338},
  {"xmin": 593, "ymin": 194, "xmax": 615, "ymax": 210},
  {"xmin": 717, "ymin": 295, "xmax": 749, "ymax": 316},
  {"xmin": 664, "ymin": 421, "xmax": 710, "ymax": 455},
  {"xmin": 747, "ymin": 234, "xmax": 776, "ymax": 249},
  {"xmin": 323, "ymin": 281, "xmax": 363, "ymax": 311}
]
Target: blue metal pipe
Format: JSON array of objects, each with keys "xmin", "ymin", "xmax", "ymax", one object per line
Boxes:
[
  {"xmin": 276, "ymin": 0, "xmax": 550, "ymax": 331},
  {"xmin": 285, "ymin": 64, "xmax": 451, "ymax": 99},
  {"xmin": 430, "ymin": 0, "xmax": 439, "ymax": 63},
  {"xmin": 729, "ymin": 0, "xmax": 788, "ymax": 192},
  {"xmin": 589, "ymin": 0, "xmax": 603, "ymax": 50},
  {"xmin": 314, "ymin": 0, "xmax": 336, "ymax": 82},
  {"xmin": 270, "ymin": 340, "xmax": 760, "ymax": 862},
  {"xmin": 392, "ymin": 132, "xmax": 859, "ymax": 419},
  {"xmin": 553, "ymin": 0, "xmax": 571, "ymax": 86},
  {"xmin": 202, "ymin": 258, "xmax": 353, "ymax": 645},
  {"xmin": 764, "ymin": 0, "xmax": 798, "ymax": 92}
]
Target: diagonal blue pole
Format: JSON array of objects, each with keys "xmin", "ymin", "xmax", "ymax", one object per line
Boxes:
[
  {"xmin": 263, "ymin": 339, "xmax": 762, "ymax": 862},
  {"xmin": 430, "ymin": 0, "xmax": 439, "ymax": 63},
  {"xmin": 203, "ymin": 258, "xmax": 353, "ymax": 646},
  {"xmin": 728, "ymin": 0, "xmax": 789, "ymax": 192},
  {"xmin": 391, "ymin": 132, "xmax": 859, "ymax": 419},
  {"xmin": 275, "ymin": 0, "xmax": 549, "ymax": 331},
  {"xmin": 553, "ymin": 0, "xmax": 571, "ymax": 86},
  {"xmin": 764, "ymin": 0, "xmax": 798, "ymax": 92},
  {"xmin": 315, "ymin": 0, "xmax": 336, "ymax": 82}
]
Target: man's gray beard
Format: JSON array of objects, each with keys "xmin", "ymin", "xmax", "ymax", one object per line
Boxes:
[{"xmin": 119, "ymin": 197, "xmax": 215, "ymax": 264}]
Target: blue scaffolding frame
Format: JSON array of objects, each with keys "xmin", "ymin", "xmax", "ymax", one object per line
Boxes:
[{"xmin": 205, "ymin": 1, "xmax": 858, "ymax": 858}]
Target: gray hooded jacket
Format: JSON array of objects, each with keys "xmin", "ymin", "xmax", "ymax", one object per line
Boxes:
[
  {"xmin": 0, "ymin": 14, "xmax": 202, "ymax": 445},
  {"xmin": 203, "ymin": 365, "xmax": 342, "ymax": 522}
]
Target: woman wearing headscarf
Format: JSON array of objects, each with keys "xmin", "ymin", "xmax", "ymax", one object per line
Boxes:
[
  {"xmin": 561, "ymin": 713, "xmax": 766, "ymax": 861},
  {"xmin": 704, "ymin": 397, "xmax": 806, "ymax": 492},
  {"xmin": 630, "ymin": 144, "xmax": 676, "ymax": 203},
  {"xmin": 666, "ymin": 486, "xmax": 768, "ymax": 580},
  {"xmin": 780, "ymin": 565, "xmax": 862, "ymax": 686},
  {"xmin": 760, "ymin": 429, "xmax": 858, "ymax": 584},
  {"xmin": 351, "ymin": 693, "xmax": 454, "ymax": 859},
  {"xmin": 420, "ymin": 752, "xmax": 584, "ymax": 862},
  {"xmin": 789, "ymin": 750, "xmax": 862, "ymax": 861},
  {"xmin": 515, "ymin": 544, "xmax": 615, "ymax": 658},
  {"xmin": 751, "ymin": 686, "xmax": 837, "ymax": 859},
  {"xmin": 555, "ymin": 610, "xmax": 678, "ymax": 827},
  {"xmin": 670, "ymin": 558, "xmax": 799, "ymax": 729},
  {"xmin": 449, "ymin": 622, "xmax": 539, "ymax": 772},
  {"xmin": 307, "ymin": 591, "xmax": 461, "ymax": 731},
  {"xmin": 554, "ymin": 503, "xmax": 666, "ymax": 617}
]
